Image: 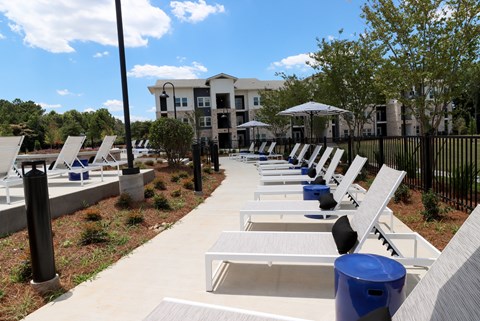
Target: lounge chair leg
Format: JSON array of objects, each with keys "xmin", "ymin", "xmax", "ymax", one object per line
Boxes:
[
  {"xmin": 205, "ymin": 256, "xmax": 213, "ymax": 292},
  {"xmin": 6, "ymin": 186, "xmax": 11, "ymax": 204}
]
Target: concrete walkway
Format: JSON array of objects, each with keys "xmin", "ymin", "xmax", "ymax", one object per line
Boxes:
[{"xmin": 23, "ymin": 158, "xmax": 432, "ymax": 321}]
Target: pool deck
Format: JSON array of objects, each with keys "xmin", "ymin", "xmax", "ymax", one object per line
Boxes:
[{"xmin": 17, "ymin": 157, "xmax": 435, "ymax": 321}]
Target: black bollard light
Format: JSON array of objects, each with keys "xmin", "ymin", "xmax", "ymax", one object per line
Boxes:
[
  {"xmin": 192, "ymin": 143, "xmax": 203, "ymax": 194},
  {"xmin": 213, "ymin": 143, "xmax": 220, "ymax": 172},
  {"xmin": 22, "ymin": 161, "xmax": 59, "ymax": 293}
]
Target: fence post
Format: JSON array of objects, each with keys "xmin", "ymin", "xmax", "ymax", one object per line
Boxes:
[
  {"xmin": 423, "ymin": 133, "xmax": 433, "ymax": 191},
  {"xmin": 213, "ymin": 143, "xmax": 220, "ymax": 172},
  {"xmin": 323, "ymin": 136, "xmax": 327, "ymax": 151},
  {"xmin": 192, "ymin": 142, "xmax": 203, "ymax": 194},
  {"xmin": 378, "ymin": 136, "xmax": 385, "ymax": 168}
]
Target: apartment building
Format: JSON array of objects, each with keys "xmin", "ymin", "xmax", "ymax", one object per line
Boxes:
[
  {"xmin": 148, "ymin": 73, "xmax": 452, "ymax": 147},
  {"xmin": 148, "ymin": 73, "xmax": 284, "ymax": 148}
]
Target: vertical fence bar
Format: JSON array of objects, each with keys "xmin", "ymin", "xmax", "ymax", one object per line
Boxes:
[
  {"xmin": 348, "ymin": 136, "xmax": 353, "ymax": 165},
  {"xmin": 423, "ymin": 133, "xmax": 432, "ymax": 191},
  {"xmin": 378, "ymin": 136, "xmax": 385, "ymax": 168}
]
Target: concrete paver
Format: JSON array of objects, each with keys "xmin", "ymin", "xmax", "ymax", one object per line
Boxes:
[{"xmin": 20, "ymin": 158, "xmax": 434, "ymax": 321}]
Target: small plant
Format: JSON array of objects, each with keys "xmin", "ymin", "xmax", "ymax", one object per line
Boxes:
[
  {"xmin": 144, "ymin": 186, "xmax": 155, "ymax": 198},
  {"xmin": 451, "ymin": 164, "xmax": 478, "ymax": 194},
  {"xmin": 421, "ymin": 189, "xmax": 441, "ymax": 221},
  {"xmin": 134, "ymin": 161, "xmax": 147, "ymax": 169},
  {"xmin": 153, "ymin": 194, "xmax": 171, "ymax": 210},
  {"xmin": 125, "ymin": 211, "xmax": 144, "ymax": 226},
  {"xmin": 116, "ymin": 192, "xmax": 133, "ymax": 209},
  {"xmin": 203, "ymin": 167, "xmax": 213, "ymax": 174},
  {"xmin": 394, "ymin": 184, "xmax": 412, "ymax": 204},
  {"xmin": 144, "ymin": 160, "xmax": 154, "ymax": 166},
  {"xmin": 178, "ymin": 171, "xmax": 189, "ymax": 178},
  {"xmin": 170, "ymin": 174, "xmax": 181, "ymax": 183},
  {"xmin": 153, "ymin": 178, "xmax": 167, "ymax": 190},
  {"xmin": 10, "ymin": 260, "xmax": 32, "ymax": 283},
  {"xmin": 395, "ymin": 153, "xmax": 417, "ymax": 178},
  {"xmin": 183, "ymin": 179, "xmax": 194, "ymax": 190},
  {"xmin": 79, "ymin": 222, "xmax": 109, "ymax": 245},
  {"xmin": 171, "ymin": 189, "xmax": 182, "ymax": 198},
  {"xmin": 83, "ymin": 208, "xmax": 102, "ymax": 221}
]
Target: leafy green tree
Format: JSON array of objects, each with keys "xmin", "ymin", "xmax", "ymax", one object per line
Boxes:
[
  {"xmin": 86, "ymin": 108, "xmax": 116, "ymax": 147},
  {"xmin": 114, "ymin": 118, "xmax": 126, "ymax": 144},
  {"xmin": 61, "ymin": 111, "xmax": 84, "ymax": 139},
  {"xmin": 149, "ymin": 118, "xmax": 194, "ymax": 166},
  {"xmin": 362, "ymin": 0, "xmax": 480, "ymax": 134},
  {"xmin": 310, "ymin": 32, "xmax": 385, "ymax": 137},
  {"xmin": 257, "ymin": 74, "xmax": 319, "ymax": 138},
  {"xmin": 131, "ymin": 120, "xmax": 152, "ymax": 141}
]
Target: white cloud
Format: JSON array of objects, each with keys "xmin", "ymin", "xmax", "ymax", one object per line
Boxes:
[
  {"xmin": 39, "ymin": 102, "xmax": 62, "ymax": 109},
  {"xmin": 102, "ymin": 99, "xmax": 124, "ymax": 112},
  {"xmin": 270, "ymin": 53, "xmax": 315, "ymax": 71},
  {"xmin": 93, "ymin": 51, "xmax": 109, "ymax": 58},
  {"xmin": 170, "ymin": 0, "xmax": 225, "ymax": 23},
  {"xmin": 147, "ymin": 106, "xmax": 156, "ymax": 113},
  {"xmin": 0, "ymin": 1, "xmax": 171, "ymax": 53},
  {"xmin": 56, "ymin": 89, "xmax": 81, "ymax": 96},
  {"xmin": 327, "ymin": 35, "xmax": 335, "ymax": 41},
  {"xmin": 114, "ymin": 114, "xmax": 154, "ymax": 122},
  {"xmin": 0, "ymin": 32, "xmax": 4, "ymax": 40},
  {"xmin": 127, "ymin": 62, "xmax": 207, "ymax": 79},
  {"xmin": 84, "ymin": 107, "xmax": 96, "ymax": 113}
]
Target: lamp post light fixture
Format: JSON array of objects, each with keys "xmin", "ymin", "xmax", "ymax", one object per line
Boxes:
[{"xmin": 159, "ymin": 82, "xmax": 177, "ymax": 119}]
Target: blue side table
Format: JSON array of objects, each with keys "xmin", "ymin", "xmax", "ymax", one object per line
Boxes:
[
  {"xmin": 334, "ymin": 254, "xmax": 406, "ymax": 321},
  {"xmin": 303, "ymin": 184, "xmax": 330, "ymax": 219}
]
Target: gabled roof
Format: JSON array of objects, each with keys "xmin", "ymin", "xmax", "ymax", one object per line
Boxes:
[{"xmin": 205, "ymin": 73, "xmax": 238, "ymax": 85}]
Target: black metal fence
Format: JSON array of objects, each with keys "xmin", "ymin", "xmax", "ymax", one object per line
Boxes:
[{"xmin": 231, "ymin": 135, "xmax": 480, "ymax": 211}]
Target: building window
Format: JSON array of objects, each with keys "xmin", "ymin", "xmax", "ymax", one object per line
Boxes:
[
  {"xmin": 197, "ymin": 97, "xmax": 211, "ymax": 108},
  {"xmin": 343, "ymin": 130, "xmax": 349, "ymax": 138},
  {"xmin": 175, "ymin": 97, "xmax": 188, "ymax": 107},
  {"xmin": 182, "ymin": 118, "xmax": 189, "ymax": 124},
  {"xmin": 199, "ymin": 116, "xmax": 211, "ymax": 127},
  {"xmin": 253, "ymin": 96, "xmax": 260, "ymax": 106}
]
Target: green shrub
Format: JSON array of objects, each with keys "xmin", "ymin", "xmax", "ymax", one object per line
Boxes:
[
  {"xmin": 116, "ymin": 192, "xmax": 133, "ymax": 209},
  {"xmin": 394, "ymin": 184, "xmax": 412, "ymax": 204},
  {"xmin": 395, "ymin": 153, "xmax": 417, "ymax": 179},
  {"xmin": 203, "ymin": 167, "xmax": 213, "ymax": 174},
  {"xmin": 144, "ymin": 186, "xmax": 155, "ymax": 198},
  {"xmin": 183, "ymin": 179, "xmax": 194, "ymax": 190},
  {"xmin": 10, "ymin": 260, "xmax": 32, "ymax": 283},
  {"xmin": 134, "ymin": 161, "xmax": 147, "ymax": 169},
  {"xmin": 451, "ymin": 164, "xmax": 478, "ymax": 195},
  {"xmin": 79, "ymin": 223, "xmax": 109, "ymax": 245},
  {"xmin": 421, "ymin": 189, "xmax": 441, "ymax": 221},
  {"xmin": 170, "ymin": 175, "xmax": 181, "ymax": 183},
  {"xmin": 144, "ymin": 160, "xmax": 154, "ymax": 166},
  {"xmin": 178, "ymin": 171, "xmax": 189, "ymax": 178},
  {"xmin": 125, "ymin": 211, "xmax": 144, "ymax": 226},
  {"xmin": 153, "ymin": 178, "xmax": 167, "ymax": 190},
  {"xmin": 83, "ymin": 208, "xmax": 102, "ymax": 221},
  {"xmin": 171, "ymin": 189, "xmax": 182, "ymax": 198},
  {"xmin": 153, "ymin": 194, "xmax": 171, "ymax": 210}
]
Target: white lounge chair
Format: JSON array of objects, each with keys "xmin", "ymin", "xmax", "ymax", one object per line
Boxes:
[
  {"xmin": 89, "ymin": 135, "xmax": 127, "ymax": 175},
  {"xmin": 260, "ymin": 147, "xmax": 335, "ymax": 184},
  {"xmin": 259, "ymin": 145, "xmax": 322, "ymax": 175},
  {"xmin": 242, "ymin": 161, "xmax": 393, "ymax": 231},
  {"xmin": 254, "ymin": 155, "xmax": 367, "ymax": 201},
  {"xmin": 229, "ymin": 142, "xmax": 255, "ymax": 159},
  {"xmin": 389, "ymin": 204, "xmax": 480, "ymax": 320},
  {"xmin": 143, "ymin": 297, "xmax": 312, "ymax": 321},
  {"xmin": 255, "ymin": 142, "xmax": 301, "ymax": 166},
  {"xmin": 0, "ymin": 136, "xmax": 24, "ymax": 204},
  {"xmin": 241, "ymin": 142, "xmax": 276, "ymax": 162},
  {"xmin": 206, "ymin": 166, "xmax": 438, "ymax": 291},
  {"xmin": 47, "ymin": 136, "xmax": 103, "ymax": 186},
  {"xmin": 257, "ymin": 144, "xmax": 310, "ymax": 171}
]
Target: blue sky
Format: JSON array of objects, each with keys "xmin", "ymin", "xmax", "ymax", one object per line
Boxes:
[{"xmin": 0, "ymin": 0, "xmax": 366, "ymax": 122}]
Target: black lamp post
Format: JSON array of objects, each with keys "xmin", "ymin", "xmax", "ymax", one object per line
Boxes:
[
  {"xmin": 159, "ymin": 82, "xmax": 176, "ymax": 119},
  {"xmin": 114, "ymin": 0, "xmax": 138, "ymax": 175}
]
